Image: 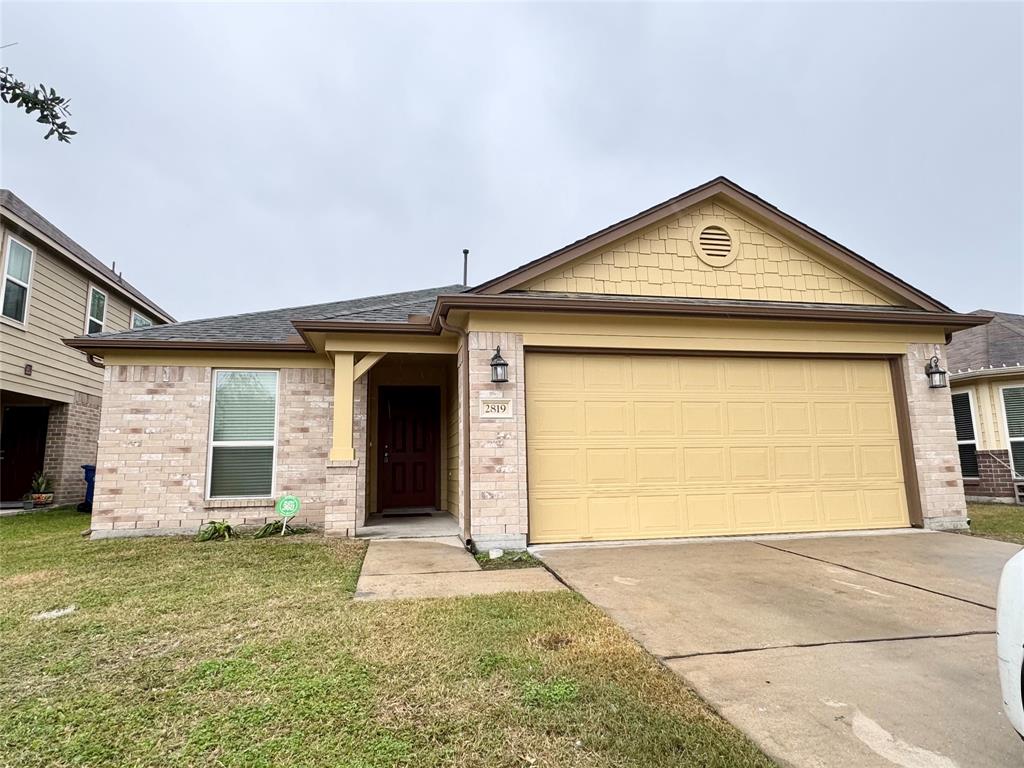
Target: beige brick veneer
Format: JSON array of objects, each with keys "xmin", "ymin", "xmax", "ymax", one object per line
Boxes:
[
  {"xmin": 902, "ymin": 343, "xmax": 968, "ymax": 529},
  {"xmin": 91, "ymin": 365, "xmax": 334, "ymax": 537},
  {"xmin": 323, "ymin": 375, "xmax": 368, "ymax": 536},
  {"xmin": 42, "ymin": 391, "xmax": 102, "ymax": 504},
  {"xmin": 467, "ymin": 331, "xmax": 528, "ymax": 549}
]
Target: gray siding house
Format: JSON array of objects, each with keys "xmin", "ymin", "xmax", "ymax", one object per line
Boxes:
[{"xmin": 0, "ymin": 191, "xmax": 174, "ymax": 505}]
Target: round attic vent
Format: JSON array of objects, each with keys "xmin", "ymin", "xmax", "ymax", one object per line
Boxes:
[{"xmin": 694, "ymin": 223, "xmax": 738, "ymax": 267}]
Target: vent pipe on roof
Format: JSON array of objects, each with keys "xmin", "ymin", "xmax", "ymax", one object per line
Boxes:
[{"xmin": 462, "ymin": 249, "xmax": 469, "ymax": 286}]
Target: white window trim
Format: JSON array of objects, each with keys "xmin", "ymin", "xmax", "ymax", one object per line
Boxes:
[
  {"xmin": 130, "ymin": 309, "xmax": 153, "ymax": 329},
  {"xmin": 205, "ymin": 369, "xmax": 280, "ymax": 500},
  {"xmin": 999, "ymin": 384, "xmax": 1024, "ymax": 480},
  {"xmin": 0, "ymin": 235, "xmax": 35, "ymax": 329},
  {"xmin": 951, "ymin": 389, "xmax": 979, "ymax": 479},
  {"xmin": 85, "ymin": 284, "xmax": 108, "ymax": 334}
]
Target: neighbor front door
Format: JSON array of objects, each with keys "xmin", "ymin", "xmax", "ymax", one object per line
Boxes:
[
  {"xmin": 378, "ymin": 387, "xmax": 438, "ymax": 511},
  {"xmin": 0, "ymin": 405, "xmax": 50, "ymax": 502}
]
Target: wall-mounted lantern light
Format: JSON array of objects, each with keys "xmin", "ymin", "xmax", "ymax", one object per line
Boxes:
[
  {"xmin": 925, "ymin": 355, "xmax": 947, "ymax": 389},
  {"xmin": 490, "ymin": 346, "xmax": 509, "ymax": 383}
]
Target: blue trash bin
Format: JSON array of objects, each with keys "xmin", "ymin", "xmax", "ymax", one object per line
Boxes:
[{"xmin": 78, "ymin": 464, "xmax": 96, "ymax": 513}]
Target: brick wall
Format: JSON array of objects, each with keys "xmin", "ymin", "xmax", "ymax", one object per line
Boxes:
[
  {"xmin": 965, "ymin": 449, "xmax": 1016, "ymax": 501},
  {"xmin": 42, "ymin": 392, "xmax": 102, "ymax": 504},
  {"xmin": 901, "ymin": 343, "xmax": 969, "ymax": 529},
  {"xmin": 324, "ymin": 374, "xmax": 367, "ymax": 536},
  {"xmin": 467, "ymin": 331, "xmax": 528, "ymax": 549},
  {"xmin": 91, "ymin": 365, "xmax": 333, "ymax": 537}
]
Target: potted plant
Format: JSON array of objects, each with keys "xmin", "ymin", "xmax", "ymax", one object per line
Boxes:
[{"xmin": 30, "ymin": 472, "xmax": 54, "ymax": 507}]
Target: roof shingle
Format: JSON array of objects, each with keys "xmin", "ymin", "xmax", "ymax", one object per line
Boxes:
[{"xmin": 947, "ymin": 310, "xmax": 1024, "ymax": 372}]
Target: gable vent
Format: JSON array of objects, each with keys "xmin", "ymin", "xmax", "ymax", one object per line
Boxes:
[{"xmin": 694, "ymin": 224, "xmax": 737, "ymax": 267}]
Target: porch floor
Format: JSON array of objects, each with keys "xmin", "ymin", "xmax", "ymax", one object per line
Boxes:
[{"xmin": 357, "ymin": 509, "xmax": 460, "ymax": 539}]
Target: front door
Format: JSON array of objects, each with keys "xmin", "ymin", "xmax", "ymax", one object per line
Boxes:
[
  {"xmin": 0, "ymin": 405, "xmax": 50, "ymax": 502},
  {"xmin": 378, "ymin": 387, "xmax": 439, "ymax": 511}
]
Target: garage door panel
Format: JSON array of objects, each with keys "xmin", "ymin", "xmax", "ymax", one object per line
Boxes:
[
  {"xmin": 527, "ymin": 353, "xmax": 909, "ymax": 543},
  {"xmin": 729, "ymin": 447, "xmax": 772, "ymax": 482},
  {"xmin": 585, "ymin": 448, "xmax": 631, "ymax": 485}
]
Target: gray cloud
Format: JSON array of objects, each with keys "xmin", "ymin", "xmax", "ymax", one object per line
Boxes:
[{"xmin": 2, "ymin": 1, "xmax": 1021, "ymax": 320}]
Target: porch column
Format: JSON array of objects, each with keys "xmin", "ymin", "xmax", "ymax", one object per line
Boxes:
[{"xmin": 330, "ymin": 352, "xmax": 355, "ymax": 461}]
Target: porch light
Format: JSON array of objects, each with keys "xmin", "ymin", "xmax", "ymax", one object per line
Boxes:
[
  {"xmin": 925, "ymin": 355, "xmax": 948, "ymax": 389},
  {"xmin": 490, "ymin": 347, "xmax": 509, "ymax": 383}
]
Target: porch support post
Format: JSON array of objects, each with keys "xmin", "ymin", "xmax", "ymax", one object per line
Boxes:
[
  {"xmin": 331, "ymin": 352, "xmax": 355, "ymax": 461},
  {"xmin": 353, "ymin": 352, "xmax": 386, "ymax": 381}
]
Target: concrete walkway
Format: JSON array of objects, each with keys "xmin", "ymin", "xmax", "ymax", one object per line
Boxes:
[
  {"xmin": 540, "ymin": 531, "xmax": 1024, "ymax": 768},
  {"xmin": 354, "ymin": 538, "xmax": 565, "ymax": 601}
]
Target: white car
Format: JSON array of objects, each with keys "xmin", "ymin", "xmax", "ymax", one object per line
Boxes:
[{"xmin": 997, "ymin": 549, "xmax": 1024, "ymax": 738}]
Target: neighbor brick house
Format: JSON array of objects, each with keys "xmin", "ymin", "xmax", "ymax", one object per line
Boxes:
[
  {"xmin": 0, "ymin": 191, "xmax": 173, "ymax": 506},
  {"xmin": 67, "ymin": 178, "xmax": 988, "ymax": 547},
  {"xmin": 947, "ymin": 311, "xmax": 1024, "ymax": 503}
]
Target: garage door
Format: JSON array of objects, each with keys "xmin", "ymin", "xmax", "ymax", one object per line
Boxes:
[{"xmin": 526, "ymin": 353, "xmax": 909, "ymax": 544}]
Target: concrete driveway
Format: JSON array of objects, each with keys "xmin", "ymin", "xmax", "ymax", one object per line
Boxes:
[{"xmin": 539, "ymin": 531, "xmax": 1024, "ymax": 768}]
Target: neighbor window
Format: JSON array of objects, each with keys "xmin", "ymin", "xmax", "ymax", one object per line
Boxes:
[
  {"xmin": 131, "ymin": 310, "xmax": 153, "ymax": 329},
  {"xmin": 1003, "ymin": 386, "xmax": 1024, "ymax": 478},
  {"xmin": 1, "ymin": 237, "xmax": 34, "ymax": 324},
  {"xmin": 208, "ymin": 370, "xmax": 278, "ymax": 498},
  {"xmin": 86, "ymin": 286, "xmax": 107, "ymax": 334},
  {"xmin": 951, "ymin": 392, "xmax": 978, "ymax": 479}
]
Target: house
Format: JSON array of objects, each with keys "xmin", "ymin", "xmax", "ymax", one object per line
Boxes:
[
  {"xmin": 946, "ymin": 311, "xmax": 1024, "ymax": 504},
  {"xmin": 0, "ymin": 191, "xmax": 174, "ymax": 506},
  {"xmin": 65, "ymin": 177, "xmax": 988, "ymax": 547}
]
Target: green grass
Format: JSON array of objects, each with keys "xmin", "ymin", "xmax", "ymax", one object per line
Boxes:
[
  {"xmin": 0, "ymin": 508, "xmax": 773, "ymax": 768},
  {"xmin": 475, "ymin": 550, "xmax": 544, "ymax": 570},
  {"xmin": 965, "ymin": 501, "xmax": 1024, "ymax": 545}
]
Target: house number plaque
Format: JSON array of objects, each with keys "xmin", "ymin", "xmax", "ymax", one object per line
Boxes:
[{"xmin": 479, "ymin": 392, "xmax": 514, "ymax": 419}]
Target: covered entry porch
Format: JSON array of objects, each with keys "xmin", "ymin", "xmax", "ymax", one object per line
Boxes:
[{"xmin": 322, "ymin": 340, "xmax": 463, "ymax": 540}]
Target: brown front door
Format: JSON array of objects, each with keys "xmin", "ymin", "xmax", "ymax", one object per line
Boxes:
[
  {"xmin": 0, "ymin": 405, "xmax": 50, "ymax": 502},
  {"xmin": 378, "ymin": 387, "xmax": 439, "ymax": 511}
]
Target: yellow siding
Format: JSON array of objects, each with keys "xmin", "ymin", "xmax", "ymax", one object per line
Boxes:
[
  {"xmin": 523, "ymin": 201, "xmax": 901, "ymax": 306},
  {"xmin": 0, "ymin": 223, "xmax": 143, "ymax": 402},
  {"xmin": 526, "ymin": 353, "xmax": 909, "ymax": 543},
  {"xmin": 953, "ymin": 375, "xmax": 1024, "ymax": 452}
]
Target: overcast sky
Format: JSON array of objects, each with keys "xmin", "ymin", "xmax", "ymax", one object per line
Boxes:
[{"xmin": 2, "ymin": 2, "xmax": 1021, "ymax": 321}]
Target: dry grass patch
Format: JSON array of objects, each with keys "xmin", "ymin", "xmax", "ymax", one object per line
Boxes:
[{"xmin": 0, "ymin": 507, "xmax": 773, "ymax": 768}]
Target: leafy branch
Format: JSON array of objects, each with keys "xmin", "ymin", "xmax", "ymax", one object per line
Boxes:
[{"xmin": 1, "ymin": 66, "xmax": 75, "ymax": 142}]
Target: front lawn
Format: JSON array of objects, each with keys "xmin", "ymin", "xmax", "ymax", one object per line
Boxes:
[
  {"xmin": 966, "ymin": 501, "xmax": 1024, "ymax": 545},
  {"xmin": 0, "ymin": 508, "xmax": 773, "ymax": 768}
]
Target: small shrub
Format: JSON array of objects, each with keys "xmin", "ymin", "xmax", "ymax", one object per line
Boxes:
[
  {"xmin": 253, "ymin": 519, "xmax": 312, "ymax": 538},
  {"xmin": 30, "ymin": 472, "xmax": 53, "ymax": 493},
  {"xmin": 196, "ymin": 520, "xmax": 234, "ymax": 542}
]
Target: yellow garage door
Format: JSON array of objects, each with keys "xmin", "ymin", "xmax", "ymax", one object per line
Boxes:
[{"xmin": 526, "ymin": 353, "xmax": 909, "ymax": 544}]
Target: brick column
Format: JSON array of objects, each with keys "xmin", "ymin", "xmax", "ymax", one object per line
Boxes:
[
  {"xmin": 467, "ymin": 331, "xmax": 528, "ymax": 550},
  {"xmin": 43, "ymin": 392, "xmax": 103, "ymax": 505},
  {"xmin": 324, "ymin": 374, "xmax": 367, "ymax": 536},
  {"xmin": 901, "ymin": 343, "xmax": 968, "ymax": 529}
]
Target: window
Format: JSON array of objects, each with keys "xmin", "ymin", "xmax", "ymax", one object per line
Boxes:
[
  {"xmin": 86, "ymin": 286, "xmax": 107, "ymax": 334},
  {"xmin": 1, "ymin": 237, "xmax": 34, "ymax": 324},
  {"xmin": 1002, "ymin": 386, "xmax": 1024, "ymax": 478},
  {"xmin": 208, "ymin": 370, "xmax": 278, "ymax": 498},
  {"xmin": 951, "ymin": 392, "xmax": 978, "ymax": 478},
  {"xmin": 131, "ymin": 310, "xmax": 153, "ymax": 329}
]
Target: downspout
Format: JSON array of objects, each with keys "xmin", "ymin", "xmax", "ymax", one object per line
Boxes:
[{"xmin": 438, "ymin": 312, "xmax": 475, "ymax": 553}]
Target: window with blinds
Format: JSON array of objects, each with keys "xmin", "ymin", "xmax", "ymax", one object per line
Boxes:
[
  {"xmin": 951, "ymin": 392, "xmax": 978, "ymax": 478},
  {"xmin": 208, "ymin": 370, "xmax": 278, "ymax": 498},
  {"xmin": 1003, "ymin": 386, "xmax": 1024, "ymax": 478}
]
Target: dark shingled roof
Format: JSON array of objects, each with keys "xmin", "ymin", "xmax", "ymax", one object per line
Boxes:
[
  {"xmin": 947, "ymin": 310, "xmax": 1024, "ymax": 372},
  {"xmin": 85, "ymin": 285, "xmax": 468, "ymax": 344},
  {"xmin": 0, "ymin": 189, "xmax": 175, "ymax": 322}
]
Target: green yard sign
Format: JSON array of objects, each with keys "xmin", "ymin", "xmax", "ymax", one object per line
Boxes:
[{"xmin": 276, "ymin": 495, "xmax": 300, "ymax": 518}]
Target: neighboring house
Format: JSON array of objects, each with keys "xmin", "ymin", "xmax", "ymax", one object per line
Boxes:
[
  {"xmin": 0, "ymin": 191, "xmax": 174, "ymax": 506},
  {"xmin": 67, "ymin": 177, "xmax": 988, "ymax": 547},
  {"xmin": 947, "ymin": 311, "xmax": 1024, "ymax": 504}
]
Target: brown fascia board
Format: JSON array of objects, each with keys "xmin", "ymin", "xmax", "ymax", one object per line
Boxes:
[
  {"xmin": 431, "ymin": 293, "xmax": 990, "ymax": 331},
  {"xmin": 62, "ymin": 337, "xmax": 312, "ymax": 354},
  {"xmin": 291, "ymin": 319, "xmax": 438, "ymax": 336},
  {"xmin": 470, "ymin": 177, "xmax": 951, "ymax": 313},
  {"xmin": 2, "ymin": 208, "xmax": 177, "ymax": 324}
]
